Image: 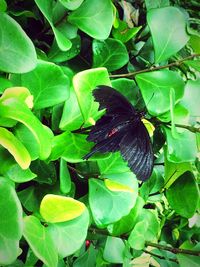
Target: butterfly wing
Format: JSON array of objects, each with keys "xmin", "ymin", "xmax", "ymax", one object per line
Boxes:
[
  {"xmin": 93, "ymin": 85, "xmax": 136, "ymax": 115},
  {"xmin": 119, "ymin": 121, "xmax": 154, "ymax": 181},
  {"xmin": 83, "ymin": 114, "xmax": 129, "ymax": 159}
]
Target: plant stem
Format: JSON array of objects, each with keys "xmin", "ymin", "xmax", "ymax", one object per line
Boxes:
[
  {"xmin": 110, "ymin": 53, "xmax": 200, "ymax": 78},
  {"xmin": 142, "ymin": 249, "xmax": 178, "ymax": 263},
  {"xmin": 145, "ymin": 241, "xmax": 200, "ymax": 256}
]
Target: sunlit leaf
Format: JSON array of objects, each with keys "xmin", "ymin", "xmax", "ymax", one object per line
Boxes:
[
  {"xmin": 0, "ymin": 177, "xmax": 23, "ymax": 265},
  {"xmin": 40, "ymin": 194, "xmax": 86, "ymax": 223},
  {"xmin": 0, "ymin": 13, "xmax": 37, "ymax": 73},
  {"xmin": 147, "ymin": 7, "xmax": 189, "ymax": 63}
]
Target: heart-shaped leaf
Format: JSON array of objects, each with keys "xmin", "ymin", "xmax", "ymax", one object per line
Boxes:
[
  {"xmin": 0, "ymin": 13, "xmax": 37, "ymax": 73},
  {"xmin": 23, "ymin": 215, "xmax": 58, "ymax": 267},
  {"xmin": 40, "ymin": 194, "xmax": 86, "ymax": 223},
  {"xmin": 0, "ymin": 177, "xmax": 23, "ymax": 265},
  {"xmin": 68, "ymin": 0, "xmax": 113, "ymax": 39},
  {"xmin": 147, "ymin": 7, "xmax": 189, "ymax": 63}
]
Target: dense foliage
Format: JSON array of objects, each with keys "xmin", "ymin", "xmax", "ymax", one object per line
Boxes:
[{"xmin": 0, "ymin": 0, "xmax": 200, "ymax": 266}]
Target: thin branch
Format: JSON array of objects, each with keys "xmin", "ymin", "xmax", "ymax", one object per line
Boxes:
[
  {"xmin": 109, "ymin": 53, "xmax": 200, "ymax": 78},
  {"xmin": 67, "ymin": 165, "xmax": 100, "ymax": 179},
  {"xmin": 146, "ymin": 241, "xmax": 200, "ymax": 257},
  {"xmin": 142, "ymin": 249, "xmax": 178, "ymax": 263},
  {"xmin": 88, "ymin": 227, "xmax": 200, "ymax": 257},
  {"xmin": 174, "ymin": 123, "xmax": 200, "ymax": 133}
]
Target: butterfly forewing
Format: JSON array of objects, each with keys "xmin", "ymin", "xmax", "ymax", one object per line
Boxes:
[{"xmin": 93, "ymin": 85, "xmax": 136, "ymax": 115}]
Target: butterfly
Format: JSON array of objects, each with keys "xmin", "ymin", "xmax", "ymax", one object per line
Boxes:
[{"xmin": 83, "ymin": 85, "xmax": 154, "ymax": 181}]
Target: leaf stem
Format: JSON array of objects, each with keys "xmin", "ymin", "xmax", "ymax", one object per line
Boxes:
[
  {"xmin": 145, "ymin": 241, "xmax": 200, "ymax": 256},
  {"xmin": 109, "ymin": 53, "xmax": 200, "ymax": 78}
]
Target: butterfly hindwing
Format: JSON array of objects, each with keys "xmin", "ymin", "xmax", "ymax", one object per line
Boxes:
[{"xmin": 119, "ymin": 121, "xmax": 154, "ymax": 181}]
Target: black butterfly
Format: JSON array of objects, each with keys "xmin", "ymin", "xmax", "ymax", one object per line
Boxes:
[{"xmin": 83, "ymin": 85, "xmax": 154, "ymax": 181}]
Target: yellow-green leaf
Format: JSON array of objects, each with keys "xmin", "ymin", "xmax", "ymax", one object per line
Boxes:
[
  {"xmin": 0, "ymin": 87, "xmax": 33, "ymax": 108},
  {"xmin": 40, "ymin": 194, "xmax": 86, "ymax": 223},
  {"xmin": 104, "ymin": 179, "xmax": 134, "ymax": 193},
  {"xmin": 0, "ymin": 127, "xmax": 31, "ymax": 169},
  {"xmin": 142, "ymin": 119, "xmax": 155, "ymax": 137}
]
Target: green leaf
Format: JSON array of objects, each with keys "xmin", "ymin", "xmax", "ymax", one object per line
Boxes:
[
  {"xmin": 59, "ymin": 0, "xmax": 84, "ymax": 10},
  {"xmin": 0, "ymin": 127, "xmax": 31, "ymax": 169},
  {"xmin": 92, "ymin": 38, "xmax": 129, "ymax": 71},
  {"xmin": 108, "ymin": 196, "xmax": 145, "ymax": 236},
  {"xmin": 59, "ymin": 86, "xmax": 83, "ymax": 131},
  {"xmin": 5, "ymin": 163, "xmax": 36, "ymax": 183},
  {"xmin": 50, "ymin": 131, "xmax": 92, "ymax": 162},
  {"xmin": 14, "ymin": 124, "xmax": 40, "ymax": 161},
  {"xmin": 18, "ymin": 186, "xmax": 40, "ymax": 212},
  {"xmin": 23, "ymin": 215, "xmax": 58, "ymax": 267},
  {"xmin": 73, "ymin": 67, "xmax": 111, "ymax": 124},
  {"xmin": 139, "ymin": 169, "xmax": 164, "ymax": 201},
  {"xmin": 145, "ymin": 0, "xmax": 169, "ymax": 10},
  {"xmin": 103, "ymin": 236, "xmax": 125, "ymax": 264},
  {"xmin": 68, "ymin": 0, "xmax": 113, "ymax": 39},
  {"xmin": 169, "ymin": 87, "xmax": 179, "ymax": 138},
  {"xmin": 48, "ymin": 209, "xmax": 89, "ymax": 257},
  {"xmin": 164, "ymin": 150, "xmax": 192, "ymax": 189},
  {"xmin": 147, "ymin": 7, "xmax": 189, "ymax": 63},
  {"xmin": 136, "ymin": 70, "xmax": 185, "ymax": 116},
  {"xmin": 0, "ymin": 12, "xmax": 37, "ymax": 73},
  {"xmin": 89, "ymin": 176, "xmax": 137, "ymax": 227},
  {"xmin": 164, "ymin": 127, "xmax": 197, "ymax": 163},
  {"xmin": 0, "ymin": 98, "xmax": 52, "ymax": 160},
  {"xmin": 128, "ymin": 209, "xmax": 159, "ymax": 250},
  {"xmin": 112, "ymin": 20, "xmax": 141, "ymax": 43},
  {"xmin": 111, "ymin": 78, "xmax": 137, "ymax": 105},
  {"xmin": 166, "ymin": 171, "xmax": 200, "ymax": 218},
  {"xmin": 185, "ymin": 60, "xmax": 200, "ymax": 72},
  {"xmin": 0, "ymin": 77, "xmax": 12, "ymax": 93},
  {"xmin": 73, "ymin": 245, "xmax": 98, "ymax": 267},
  {"xmin": 20, "ymin": 60, "xmax": 70, "ymax": 109},
  {"xmin": 177, "ymin": 254, "xmax": 200, "ymax": 267},
  {"xmin": 177, "ymin": 242, "xmax": 200, "ymax": 267},
  {"xmin": 139, "ymin": 209, "xmax": 160, "ymax": 242},
  {"xmin": 189, "ymin": 34, "xmax": 200, "ymax": 53},
  {"xmin": 40, "ymin": 194, "xmax": 86, "ymax": 223},
  {"xmin": 98, "ymin": 152, "xmax": 130, "ymax": 174},
  {"xmin": 35, "ymin": 0, "xmax": 72, "ymax": 51},
  {"xmin": 128, "ymin": 220, "xmax": 148, "ymax": 250},
  {"xmin": 60, "ymin": 159, "xmax": 71, "ymax": 194},
  {"xmin": 0, "ymin": 177, "xmax": 23, "ymax": 265},
  {"xmin": 30, "ymin": 160, "xmax": 56, "ymax": 185},
  {"xmin": 48, "ymin": 36, "xmax": 81, "ymax": 63},
  {"xmin": 181, "ymin": 79, "xmax": 200, "ymax": 118},
  {"xmin": 0, "ymin": 0, "xmax": 7, "ymax": 12}
]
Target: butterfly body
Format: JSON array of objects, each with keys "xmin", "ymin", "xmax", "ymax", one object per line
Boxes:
[{"xmin": 83, "ymin": 86, "xmax": 154, "ymax": 181}]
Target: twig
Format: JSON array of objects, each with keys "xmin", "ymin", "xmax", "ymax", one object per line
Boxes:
[
  {"xmin": 109, "ymin": 53, "xmax": 200, "ymax": 78},
  {"xmin": 142, "ymin": 249, "xmax": 178, "ymax": 263},
  {"xmin": 174, "ymin": 123, "xmax": 200, "ymax": 133},
  {"xmin": 146, "ymin": 241, "xmax": 200, "ymax": 256}
]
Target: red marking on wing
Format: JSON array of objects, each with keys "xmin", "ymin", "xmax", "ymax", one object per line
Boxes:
[{"xmin": 108, "ymin": 128, "xmax": 118, "ymax": 137}]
